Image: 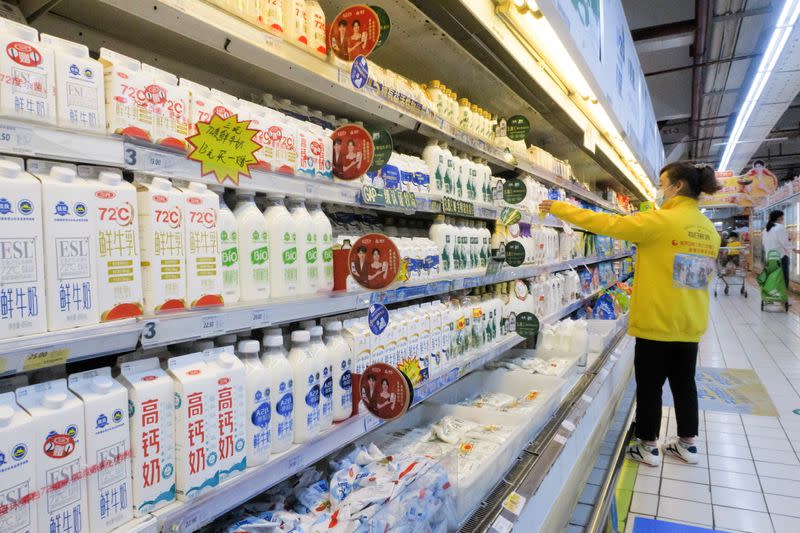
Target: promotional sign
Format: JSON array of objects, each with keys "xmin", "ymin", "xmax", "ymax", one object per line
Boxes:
[
  {"xmin": 348, "ymin": 233, "xmax": 400, "ymax": 290},
  {"xmin": 360, "ymin": 363, "xmax": 412, "ymax": 421},
  {"xmin": 499, "ymin": 207, "xmax": 522, "ymax": 226},
  {"xmin": 505, "ymin": 241, "xmax": 526, "ymax": 267},
  {"xmin": 502, "ymin": 178, "xmax": 527, "ymax": 204},
  {"xmin": 371, "ymin": 5, "xmax": 392, "ymax": 49},
  {"xmin": 331, "ymin": 124, "xmax": 375, "ymax": 180},
  {"xmin": 515, "ymin": 312, "xmax": 540, "ymax": 339},
  {"xmin": 186, "ymin": 113, "xmax": 260, "ymax": 185},
  {"xmin": 699, "ymin": 164, "xmax": 778, "ymax": 207},
  {"xmin": 329, "ymin": 5, "xmax": 381, "ymax": 61},
  {"xmin": 361, "ymin": 185, "xmax": 416, "ymax": 210},
  {"xmin": 368, "ymin": 303, "xmax": 389, "ymax": 335},
  {"xmin": 368, "ymin": 127, "xmax": 393, "ymax": 171},
  {"xmin": 442, "ymin": 196, "xmax": 475, "ymax": 216},
  {"xmin": 506, "ymin": 115, "xmax": 531, "ymax": 141}
]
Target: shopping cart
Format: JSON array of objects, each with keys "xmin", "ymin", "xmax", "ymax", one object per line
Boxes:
[{"xmin": 714, "ymin": 245, "xmax": 747, "ymax": 297}]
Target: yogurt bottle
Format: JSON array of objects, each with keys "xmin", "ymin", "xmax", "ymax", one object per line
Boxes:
[
  {"xmin": 212, "ymin": 185, "xmax": 240, "ymax": 305},
  {"xmin": 260, "ymin": 334, "xmax": 294, "ymax": 452},
  {"xmin": 287, "ymin": 197, "xmax": 317, "ymax": 294},
  {"xmin": 234, "ymin": 191, "xmax": 269, "ymax": 301},
  {"xmin": 324, "ymin": 321, "xmax": 353, "ymax": 422},
  {"xmin": 236, "ymin": 340, "xmax": 271, "ymax": 467},
  {"xmin": 309, "ymin": 325, "xmax": 333, "ymax": 431},
  {"xmin": 288, "ymin": 330, "xmax": 320, "ymax": 443},
  {"xmin": 264, "ymin": 194, "xmax": 298, "ymax": 298},
  {"xmin": 0, "ymin": 391, "xmax": 37, "ymax": 533},
  {"xmin": 307, "ymin": 200, "xmax": 333, "ymax": 291}
]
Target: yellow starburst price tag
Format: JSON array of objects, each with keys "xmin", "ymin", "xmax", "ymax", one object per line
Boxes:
[{"xmin": 186, "ymin": 113, "xmax": 261, "ymax": 185}]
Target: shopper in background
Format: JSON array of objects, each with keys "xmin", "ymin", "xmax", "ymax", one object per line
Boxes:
[
  {"xmin": 762, "ymin": 210, "xmax": 794, "ymax": 290},
  {"xmin": 540, "ymin": 162, "xmax": 722, "ymax": 467}
]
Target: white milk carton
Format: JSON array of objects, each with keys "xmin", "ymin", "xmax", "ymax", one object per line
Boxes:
[
  {"xmin": 179, "ymin": 78, "xmax": 220, "ymax": 136},
  {"xmin": 209, "ymin": 89, "xmax": 241, "ymax": 120},
  {"xmin": 40, "ymin": 34, "xmax": 105, "ymax": 132},
  {"xmin": 179, "ymin": 181, "xmax": 223, "ymax": 309},
  {"xmin": 202, "ymin": 347, "xmax": 247, "ymax": 481},
  {"xmin": 35, "ymin": 163, "xmax": 100, "ymax": 330},
  {"xmin": 141, "ymin": 64, "xmax": 191, "ymax": 150},
  {"xmin": 15, "ymin": 379, "xmax": 89, "ymax": 533},
  {"xmin": 343, "ymin": 318, "xmax": 370, "ymax": 374},
  {"xmin": 99, "ymin": 48, "xmax": 152, "ymax": 141},
  {"xmin": 0, "ymin": 159, "xmax": 47, "ymax": 339},
  {"xmin": 136, "ymin": 176, "xmax": 187, "ymax": 313},
  {"xmin": 0, "ymin": 392, "xmax": 37, "ymax": 533},
  {"xmin": 117, "ymin": 357, "xmax": 176, "ymax": 516},
  {"xmin": 0, "ymin": 18, "xmax": 56, "ymax": 124},
  {"xmin": 67, "ymin": 368, "xmax": 133, "ymax": 533},
  {"xmin": 262, "ymin": 108, "xmax": 298, "ymax": 175},
  {"xmin": 238, "ymin": 100, "xmax": 271, "ymax": 170},
  {"xmin": 167, "ymin": 354, "xmax": 220, "ymax": 501},
  {"xmin": 79, "ymin": 167, "xmax": 145, "ymax": 321}
]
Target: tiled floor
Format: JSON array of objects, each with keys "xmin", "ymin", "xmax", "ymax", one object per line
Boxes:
[{"xmin": 624, "ymin": 288, "xmax": 800, "ymax": 533}]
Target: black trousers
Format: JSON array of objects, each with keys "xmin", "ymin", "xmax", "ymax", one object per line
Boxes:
[{"xmin": 634, "ymin": 338, "xmax": 699, "ymax": 441}]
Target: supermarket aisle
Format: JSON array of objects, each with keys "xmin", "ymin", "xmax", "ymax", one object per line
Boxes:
[{"xmin": 625, "ymin": 286, "xmax": 800, "ymax": 533}]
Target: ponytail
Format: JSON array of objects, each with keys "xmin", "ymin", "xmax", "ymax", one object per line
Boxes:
[
  {"xmin": 766, "ymin": 210, "xmax": 784, "ymax": 232},
  {"xmin": 659, "ymin": 162, "xmax": 721, "ymax": 199}
]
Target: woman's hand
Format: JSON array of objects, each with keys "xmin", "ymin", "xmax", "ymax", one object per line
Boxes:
[{"xmin": 539, "ymin": 200, "xmax": 555, "ymax": 215}]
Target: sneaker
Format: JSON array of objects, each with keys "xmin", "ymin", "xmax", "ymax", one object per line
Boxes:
[
  {"xmin": 627, "ymin": 440, "xmax": 661, "ymax": 467},
  {"xmin": 665, "ymin": 437, "xmax": 699, "ymax": 464}
]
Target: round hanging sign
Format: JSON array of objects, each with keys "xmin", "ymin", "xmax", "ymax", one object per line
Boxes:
[
  {"xmin": 360, "ymin": 363, "xmax": 413, "ymax": 420},
  {"xmin": 331, "ymin": 124, "xmax": 374, "ymax": 180},
  {"xmin": 348, "ymin": 233, "xmax": 400, "ymax": 290},
  {"xmin": 329, "ymin": 5, "xmax": 381, "ymax": 62}
]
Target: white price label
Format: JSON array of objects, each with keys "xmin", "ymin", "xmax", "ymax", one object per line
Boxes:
[
  {"xmin": 599, "ymin": 368, "xmax": 610, "ymax": 379},
  {"xmin": 581, "ymin": 394, "xmax": 594, "ymax": 404},
  {"xmin": 250, "ymin": 309, "xmax": 270, "ymax": 327},
  {"xmin": 554, "ymin": 434, "xmax": 567, "ymax": 445},
  {"xmin": 0, "ymin": 123, "xmax": 33, "ymax": 154},
  {"xmin": 287, "ymin": 453, "xmax": 305, "ymax": 471},
  {"xmin": 561, "ymin": 420, "xmax": 576, "ymax": 432},
  {"xmin": 140, "ymin": 319, "xmax": 161, "ymax": 347},
  {"xmin": 200, "ymin": 314, "xmax": 225, "ymax": 335},
  {"xmin": 490, "ymin": 515, "xmax": 514, "ymax": 533},
  {"xmin": 610, "ymin": 355, "xmax": 618, "ymax": 363},
  {"xmin": 364, "ymin": 414, "xmax": 382, "ymax": 432}
]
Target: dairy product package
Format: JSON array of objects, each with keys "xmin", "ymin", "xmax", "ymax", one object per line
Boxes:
[
  {"xmin": 80, "ymin": 167, "xmax": 144, "ymax": 321},
  {"xmin": 15, "ymin": 379, "xmax": 89, "ymax": 533},
  {"xmin": 209, "ymin": 88, "xmax": 240, "ymax": 120},
  {"xmin": 234, "ymin": 191, "xmax": 269, "ymax": 301},
  {"xmin": 0, "ymin": 159, "xmax": 47, "ymax": 339},
  {"xmin": 35, "ymin": 163, "xmax": 100, "ymax": 330},
  {"xmin": 283, "ymin": 0, "xmax": 309, "ymax": 48},
  {"xmin": 167, "ymin": 354, "xmax": 220, "ymax": 501},
  {"xmin": 202, "ymin": 347, "xmax": 247, "ymax": 482},
  {"xmin": 179, "ymin": 78, "xmax": 234, "ymax": 136},
  {"xmin": 261, "ymin": 107, "xmax": 298, "ymax": 175},
  {"xmin": 141, "ymin": 64, "xmax": 191, "ymax": 150},
  {"xmin": 68, "ymin": 368, "xmax": 133, "ymax": 532},
  {"xmin": 117, "ymin": 357, "xmax": 176, "ymax": 516},
  {"xmin": 0, "ymin": 18, "xmax": 56, "ymax": 124},
  {"xmin": 136, "ymin": 176, "xmax": 187, "ymax": 313},
  {"xmin": 211, "ymin": 185, "xmax": 240, "ymax": 304},
  {"xmin": 0, "ymin": 391, "xmax": 37, "ymax": 533},
  {"xmin": 237, "ymin": 100, "xmax": 272, "ymax": 170},
  {"xmin": 40, "ymin": 33, "xmax": 105, "ymax": 132},
  {"xmin": 306, "ymin": 1, "xmax": 327, "ymax": 57},
  {"xmin": 179, "ymin": 181, "xmax": 224, "ymax": 308},
  {"xmin": 99, "ymin": 48, "xmax": 152, "ymax": 141}
]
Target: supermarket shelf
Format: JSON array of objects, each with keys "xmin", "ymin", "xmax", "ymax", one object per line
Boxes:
[
  {"xmin": 152, "ymin": 332, "xmax": 527, "ymax": 533},
  {"xmin": 754, "ymin": 190, "xmax": 800, "ymax": 213}
]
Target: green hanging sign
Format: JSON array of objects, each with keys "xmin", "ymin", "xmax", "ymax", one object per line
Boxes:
[
  {"xmin": 516, "ymin": 312, "xmax": 540, "ymax": 339},
  {"xmin": 368, "ymin": 128, "xmax": 393, "ymax": 172},
  {"xmin": 506, "ymin": 115, "xmax": 531, "ymax": 141},
  {"xmin": 505, "ymin": 241, "xmax": 526, "ymax": 267},
  {"xmin": 502, "ymin": 178, "xmax": 527, "ymax": 205}
]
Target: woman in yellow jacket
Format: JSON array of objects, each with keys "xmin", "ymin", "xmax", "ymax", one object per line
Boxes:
[{"xmin": 541, "ymin": 162, "xmax": 721, "ymax": 467}]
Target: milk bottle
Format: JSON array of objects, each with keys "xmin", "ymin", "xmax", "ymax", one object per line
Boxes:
[
  {"xmin": 260, "ymin": 334, "xmax": 294, "ymax": 452},
  {"xmin": 136, "ymin": 176, "xmax": 187, "ymax": 313},
  {"xmin": 309, "ymin": 325, "xmax": 333, "ymax": 430},
  {"xmin": 234, "ymin": 191, "xmax": 269, "ymax": 302},
  {"xmin": 117, "ymin": 357, "xmax": 175, "ymax": 516},
  {"xmin": 422, "ymin": 140, "xmax": 444, "ymax": 194},
  {"xmin": 99, "ymin": 48, "xmax": 152, "ymax": 141},
  {"xmin": 37, "ymin": 164, "xmax": 100, "ymax": 330},
  {"xmin": 179, "ymin": 181, "xmax": 223, "ymax": 308},
  {"xmin": 67, "ymin": 368, "xmax": 133, "ymax": 533},
  {"xmin": 283, "ymin": 0, "xmax": 309, "ymax": 48},
  {"xmin": 307, "ymin": 200, "xmax": 333, "ymax": 291},
  {"xmin": 305, "ymin": 1, "xmax": 327, "ymax": 57},
  {"xmin": 16, "ymin": 379, "xmax": 89, "ymax": 533},
  {"xmin": 288, "ymin": 330, "xmax": 320, "ymax": 443},
  {"xmin": 0, "ymin": 392, "xmax": 37, "ymax": 533},
  {"xmin": 324, "ymin": 321, "xmax": 352, "ymax": 422},
  {"xmin": 264, "ymin": 194, "xmax": 298, "ymax": 298},
  {"xmin": 236, "ymin": 340, "xmax": 270, "ymax": 467},
  {"xmin": 88, "ymin": 169, "xmax": 144, "ymax": 321},
  {"xmin": 212, "ymin": 185, "xmax": 240, "ymax": 305},
  {"xmin": 419, "ymin": 302, "xmax": 438, "ymax": 379},
  {"xmin": 288, "ymin": 197, "xmax": 316, "ymax": 294},
  {"xmin": 429, "ymin": 215, "xmax": 451, "ymax": 274},
  {"xmin": 202, "ymin": 348, "xmax": 247, "ymax": 481},
  {"xmin": 167, "ymin": 354, "xmax": 219, "ymax": 501},
  {"xmin": 0, "ymin": 160, "xmax": 47, "ymax": 339},
  {"xmin": 41, "ymin": 34, "xmax": 104, "ymax": 132},
  {"xmin": 0, "ymin": 19, "xmax": 56, "ymax": 124}
]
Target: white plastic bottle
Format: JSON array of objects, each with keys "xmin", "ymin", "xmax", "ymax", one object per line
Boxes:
[
  {"xmin": 260, "ymin": 334, "xmax": 294, "ymax": 453},
  {"xmin": 325, "ymin": 321, "xmax": 353, "ymax": 422},
  {"xmin": 308, "ymin": 200, "xmax": 333, "ymax": 291},
  {"xmin": 429, "ymin": 214, "xmax": 452, "ymax": 274},
  {"xmin": 441, "ymin": 143, "xmax": 455, "ymax": 195},
  {"xmin": 234, "ymin": 191, "xmax": 270, "ymax": 301},
  {"xmin": 288, "ymin": 330, "xmax": 320, "ymax": 443},
  {"xmin": 422, "ymin": 139, "xmax": 444, "ymax": 194},
  {"xmin": 237, "ymin": 340, "xmax": 271, "ymax": 467},
  {"xmin": 305, "ymin": 1, "xmax": 327, "ymax": 58},
  {"xmin": 308, "ymin": 325, "xmax": 333, "ymax": 431},
  {"xmin": 212, "ymin": 185, "xmax": 240, "ymax": 305},
  {"xmin": 264, "ymin": 194, "xmax": 298, "ymax": 298},
  {"xmin": 287, "ymin": 197, "xmax": 316, "ymax": 294}
]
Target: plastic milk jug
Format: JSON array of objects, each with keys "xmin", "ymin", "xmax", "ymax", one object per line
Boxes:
[
  {"xmin": 264, "ymin": 194, "xmax": 298, "ymax": 297},
  {"xmin": 99, "ymin": 48, "xmax": 152, "ymax": 141},
  {"xmin": 40, "ymin": 34, "xmax": 104, "ymax": 132},
  {"xmin": 179, "ymin": 181, "xmax": 223, "ymax": 308},
  {"xmin": 308, "ymin": 200, "xmax": 334, "ymax": 291},
  {"xmin": 288, "ymin": 197, "xmax": 316, "ymax": 294},
  {"xmin": 0, "ymin": 18, "xmax": 56, "ymax": 124},
  {"xmin": 117, "ymin": 357, "xmax": 175, "ymax": 516},
  {"xmin": 309, "ymin": 326, "xmax": 333, "ymax": 430},
  {"xmin": 167, "ymin": 354, "xmax": 219, "ymax": 501},
  {"xmin": 136, "ymin": 176, "xmax": 187, "ymax": 313},
  {"xmin": 16, "ymin": 379, "xmax": 89, "ymax": 533},
  {"xmin": 67, "ymin": 368, "xmax": 133, "ymax": 533},
  {"xmin": 324, "ymin": 321, "xmax": 353, "ymax": 422},
  {"xmin": 141, "ymin": 64, "xmax": 191, "ymax": 150},
  {"xmin": 89, "ymin": 170, "xmax": 144, "ymax": 321},
  {"xmin": 37, "ymin": 165, "xmax": 100, "ymax": 330},
  {"xmin": 236, "ymin": 340, "xmax": 271, "ymax": 467},
  {"xmin": 260, "ymin": 334, "xmax": 294, "ymax": 453},
  {"xmin": 0, "ymin": 159, "xmax": 47, "ymax": 339},
  {"xmin": 234, "ymin": 191, "xmax": 269, "ymax": 301},
  {"xmin": 210, "ymin": 185, "xmax": 240, "ymax": 304},
  {"xmin": 0, "ymin": 391, "xmax": 37, "ymax": 533},
  {"xmin": 288, "ymin": 330, "xmax": 320, "ymax": 443}
]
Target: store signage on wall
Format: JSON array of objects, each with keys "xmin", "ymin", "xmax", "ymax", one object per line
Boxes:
[
  {"xmin": 331, "ymin": 124, "xmax": 375, "ymax": 180},
  {"xmin": 186, "ymin": 113, "xmax": 260, "ymax": 185},
  {"xmin": 329, "ymin": 5, "xmax": 381, "ymax": 61},
  {"xmin": 348, "ymin": 233, "xmax": 400, "ymax": 290}
]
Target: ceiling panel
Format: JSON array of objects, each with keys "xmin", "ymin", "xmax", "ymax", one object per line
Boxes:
[
  {"xmin": 647, "ymin": 70, "xmax": 693, "ymax": 120},
  {"xmin": 759, "ymin": 70, "xmax": 800, "ymax": 104},
  {"xmin": 621, "ymin": 0, "xmax": 695, "ymax": 31},
  {"xmin": 639, "ymin": 47, "xmax": 693, "ymax": 72},
  {"xmin": 748, "ymin": 102, "xmax": 790, "ymax": 127}
]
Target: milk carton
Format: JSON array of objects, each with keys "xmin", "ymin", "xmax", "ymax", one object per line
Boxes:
[
  {"xmin": 40, "ymin": 34, "xmax": 105, "ymax": 132},
  {"xmin": 136, "ymin": 176, "xmax": 187, "ymax": 313},
  {"xmin": 117, "ymin": 357, "xmax": 176, "ymax": 516},
  {"xmin": 343, "ymin": 319, "xmax": 370, "ymax": 374},
  {"xmin": 262, "ymin": 108, "xmax": 298, "ymax": 175},
  {"xmin": 0, "ymin": 392, "xmax": 37, "ymax": 533},
  {"xmin": 0, "ymin": 159, "xmax": 47, "ymax": 339},
  {"xmin": 99, "ymin": 48, "xmax": 152, "ymax": 141},
  {"xmin": 209, "ymin": 88, "xmax": 240, "ymax": 120},
  {"xmin": 167, "ymin": 354, "xmax": 219, "ymax": 501},
  {"xmin": 179, "ymin": 181, "xmax": 223, "ymax": 308},
  {"xmin": 68, "ymin": 368, "xmax": 133, "ymax": 532},
  {"xmin": 180, "ymin": 78, "xmax": 217, "ymax": 135},
  {"xmin": 202, "ymin": 348, "xmax": 247, "ymax": 481},
  {"xmin": 0, "ymin": 18, "xmax": 56, "ymax": 124},
  {"xmin": 238, "ymin": 100, "xmax": 271, "ymax": 170},
  {"xmin": 141, "ymin": 64, "xmax": 191, "ymax": 150},
  {"xmin": 80, "ymin": 168, "xmax": 145, "ymax": 321},
  {"xmin": 15, "ymin": 379, "xmax": 89, "ymax": 533},
  {"xmin": 35, "ymin": 163, "xmax": 100, "ymax": 330}
]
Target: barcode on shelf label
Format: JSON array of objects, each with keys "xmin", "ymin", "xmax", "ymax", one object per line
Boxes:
[
  {"xmin": 561, "ymin": 420, "xmax": 576, "ymax": 432},
  {"xmin": 250, "ymin": 309, "xmax": 270, "ymax": 326},
  {"xmin": 200, "ymin": 314, "xmax": 225, "ymax": 335},
  {"xmin": 0, "ymin": 123, "xmax": 33, "ymax": 154}
]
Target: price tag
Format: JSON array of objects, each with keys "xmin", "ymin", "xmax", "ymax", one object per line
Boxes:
[
  {"xmin": 554, "ymin": 434, "xmax": 567, "ymax": 445},
  {"xmin": 490, "ymin": 515, "xmax": 514, "ymax": 533},
  {"xmin": 250, "ymin": 309, "xmax": 270, "ymax": 327},
  {"xmin": 486, "ymin": 258, "xmax": 504, "ymax": 277},
  {"xmin": 140, "ymin": 319, "xmax": 161, "ymax": 347},
  {"xmin": 0, "ymin": 122, "xmax": 33, "ymax": 154},
  {"xmin": 502, "ymin": 491, "xmax": 527, "ymax": 516},
  {"xmin": 581, "ymin": 394, "xmax": 594, "ymax": 404},
  {"xmin": 599, "ymin": 368, "xmax": 610, "ymax": 379},
  {"xmin": 561, "ymin": 420, "xmax": 576, "ymax": 432},
  {"xmin": 610, "ymin": 355, "xmax": 618, "ymax": 363},
  {"xmin": 22, "ymin": 347, "xmax": 69, "ymax": 371},
  {"xmin": 200, "ymin": 314, "xmax": 225, "ymax": 335},
  {"xmin": 364, "ymin": 413, "xmax": 382, "ymax": 432},
  {"xmin": 287, "ymin": 453, "xmax": 306, "ymax": 471}
]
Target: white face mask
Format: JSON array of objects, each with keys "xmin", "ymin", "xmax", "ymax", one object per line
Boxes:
[{"xmin": 655, "ymin": 182, "xmax": 676, "ymax": 207}]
